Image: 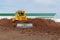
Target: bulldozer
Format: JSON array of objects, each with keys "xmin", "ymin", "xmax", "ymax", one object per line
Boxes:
[{"xmin": 12, "ymin": 10, "xmax": 33, "ymax": 28}]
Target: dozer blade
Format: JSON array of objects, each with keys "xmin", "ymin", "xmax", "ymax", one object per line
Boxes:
[{"xmin": 16, "ymin": 23, "xmax": 33, "ymax": 28}]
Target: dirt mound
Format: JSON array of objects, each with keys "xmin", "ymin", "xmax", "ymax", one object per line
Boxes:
[
  {"xmin": 28, "ymin": 18, "xmax": 60, "ymax": 34},
  {"xmin": 0, "ymin": 18, "xmax": 60, "ymax": 34},
  {"xmin": 0, "ymin": 19, "xmax": 15, "ymax": 31}
]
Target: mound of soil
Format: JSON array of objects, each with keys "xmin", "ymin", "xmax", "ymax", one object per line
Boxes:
[{"xmin": 0, "ymin": 18, "xmax": 60, "ymax": 34}]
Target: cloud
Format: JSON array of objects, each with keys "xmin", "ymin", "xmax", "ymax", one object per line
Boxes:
[
  {"xmin": 32, "ymin": 0, "xmax": 56, "ymax": 5},
  {"xmin": 4, "ymin": 0, "xmax": 13, "ymax": 3},
  {"xmin": 3, "ymin": 0, "xmax": 16, "ymax": 5}
]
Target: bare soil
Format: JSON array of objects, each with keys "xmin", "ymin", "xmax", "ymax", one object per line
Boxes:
[{"xmin": 0, "ymin": 18, "xmax": 60, "ymax": 40}]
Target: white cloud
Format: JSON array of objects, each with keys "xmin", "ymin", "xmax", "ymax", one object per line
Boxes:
[
  {"xmin": 4, "ymin": 0, "xmax": 13, "ymax": 3},
  {"xmin": 3, "ymin": 0, "xmax": 17, "ymax": 5},
  {"xmin": 4, "ymin": 0, "xmax": 14, "ymax": 4},
  {"xmin": 33, "ymin": 0, "xmax": 56, "ymax": 5}
]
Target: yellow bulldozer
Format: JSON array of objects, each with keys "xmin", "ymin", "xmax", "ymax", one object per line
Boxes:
[{"xmin": 12, "ymin": 10, "xmax": 33, "ymax": 28}]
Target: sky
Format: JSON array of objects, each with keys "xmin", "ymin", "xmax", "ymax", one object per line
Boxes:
[{"xmin": 0, "ymin": 0, "xmax": 60, "ymax": 18}]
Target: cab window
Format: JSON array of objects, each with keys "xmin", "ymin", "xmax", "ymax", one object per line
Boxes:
[{"xmin": 18, "ymin": 12, "xmax": 24, "ymax": 16}]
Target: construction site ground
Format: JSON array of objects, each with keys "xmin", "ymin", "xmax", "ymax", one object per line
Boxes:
[{"xmin": 0, "ymin": 18, "xmax": 60, "ymax": 40}]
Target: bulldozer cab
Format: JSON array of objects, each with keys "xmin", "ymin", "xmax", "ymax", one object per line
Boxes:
[{"xmin": 16, "ymin": 10, "xmax": 25, "ymax": 16}]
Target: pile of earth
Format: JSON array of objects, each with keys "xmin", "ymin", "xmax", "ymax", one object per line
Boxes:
[{"xmin": 0, "ymin": 18, "xmax": 60, "ymax": 35}]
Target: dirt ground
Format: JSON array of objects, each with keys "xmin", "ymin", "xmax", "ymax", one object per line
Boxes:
[{"xmin": 0, "ymin": 18, "xmax": 60, "ymax": 40}]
